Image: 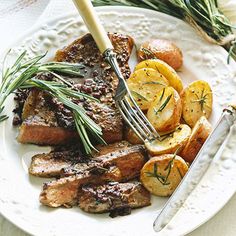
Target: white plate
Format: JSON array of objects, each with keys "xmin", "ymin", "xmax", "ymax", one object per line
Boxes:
[{"xmin": 0, "ymin": 6, "xmax": 236, "ymax": 236}]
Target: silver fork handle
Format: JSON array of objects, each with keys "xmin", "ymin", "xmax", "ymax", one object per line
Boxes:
[
  {"xmin": 72, "ymin": 0, "xmax": 160, "ymax": 142},
  {"xmin": 72, "ymin": 0, "xmax": 126, "ymax": 99},
  {"xmin": 104, "ymin": 49, "xmax": 128, "ymax": 100}
]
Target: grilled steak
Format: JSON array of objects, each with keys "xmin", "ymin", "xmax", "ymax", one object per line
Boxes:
[
  {"xmin": 17, "ymin": 33, "xmax": 134, "ymax": 145},
  {"xmin": 61, "ymin": 144, "xmax": 146, "ymax": 177},
  {"xmin": 29, "ymin": 153, "xmax": 73, "ymax": 178},
  {"xmin": 93, "ymin": 140, "xmax": 131, "ymax": 157},
  {"xmin": 29, "ymin": 141, "xmax": 131, "ymax": 178},
  {"xmin": 39, "ymin": 145, "xmax": 147, "ymax": 207},
  {"xmin": 29, "ymin": 147, "xmax": 84, "ymax": 178},
  {"xmin": 78, "ymin": 182, "xmax": 151, "ymax": 217}
]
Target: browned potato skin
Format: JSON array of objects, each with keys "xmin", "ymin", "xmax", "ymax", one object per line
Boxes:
[
  {"xmin": 181, "ymin": 80, "xmax": 213, "ymax": 128},
  {"xmin": 127, "ymin": 68, "xmax": 169, "ymax": 110},
  {"xmin": 180, "ymin": 116, "xmax": 212, "ymax": 163},
  {"xmin": 137, "ymin": 39, "xmax": 183, "ymax": 70},
  {"xmin": 145, "ymin": 124, "xmax": 191, "ymax": 156},
  {"xmin": 140, "ymin": 154, "xmax": 188, "ymax": 196},
  {"xmin": 125, "ymin": 128, "xmax": 143, "ymax": 145},
  {"xmin": 147, "ymin": 87, "xmax": 182, "ymax": 133}
]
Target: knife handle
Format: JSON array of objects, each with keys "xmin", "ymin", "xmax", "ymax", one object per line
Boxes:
[
  {"xmin": 72, "ymin": 0, "xmax": 113, "ymax": 53},
  {"xmin": 224, "ymin": 105, "xmax": 236, "ymax": 123},
  {"xmin": 230, "ymin": 104, "xmax": 236, "ymax": 111}
]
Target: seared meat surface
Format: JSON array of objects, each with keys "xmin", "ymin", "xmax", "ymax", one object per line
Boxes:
[
  {"xmin": 17, "ymin": 33, "xmax": 134, "ymax": 145},
  {"xmin": 29, "ymin": 141, "xmax": 131, "ymax": 178},
  {"xmin": 39, "ymin": 145, "xmax": 147, "ymax": 207},
  {"xmin": 29, "ymin": 147, "xmax": 85, "ymax": 178},
  {"xmin": 78, "ymin": 182, "xmax": 151, "ymax": 217},
  {"xmin": 93, "ymin": 141, "xmax": 131, "ymax": 156},
  {"xmin": 61, "ymin": 144, "xmax": 146, "ymax": 177},
  {"xmin": 29, "ymin": 153, "xmax": 73, "ymax": 178},
  {"xmin": 14, "ymin": 32, "xmax": 152, "ymax": 217}
]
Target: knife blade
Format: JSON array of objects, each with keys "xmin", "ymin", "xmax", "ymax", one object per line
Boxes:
[{"xmin": 153, "ymin": 105, "xmax": 236, "ymax": 232}]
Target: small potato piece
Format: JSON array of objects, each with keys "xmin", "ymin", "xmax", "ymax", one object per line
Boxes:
[
  {"xmin": 145, "ymin": 124, "xmax": 191, "ymax": 156},
  {"xmin": 180, "ymin": 116, "xmax": 212, "ymax": 163},
  {"xmin": 127, "ymin": 68, "xmax": 169, "ymax": 110},
  {"xmin": 147, "ymin": 87, "xmax": 182, "ymax": 132},
  {"xmin": 125, "ymin": 128, "xmax": 143, "ymax": 144},
  {"xmin": 181, "ymin": 80, "xmax": 213, "ymax": 127},
  {"xmin": 137, "ymin": 39, "xmax": 183, "ymax": 70},
  {"xmin": 135, "ymin": 59, "xmax": 183, "ymax": 94},
  {"xmin": 140, "ymin": 154, "xmax": 188, "ymax": 196}
]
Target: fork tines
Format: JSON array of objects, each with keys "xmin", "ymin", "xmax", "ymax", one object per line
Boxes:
[
  {"xmin": 104, "ymin": 49, "xmax": 159, "ymax": 142},
  {"xmin": 116, "ymin": 95, "xmax": 160, "ymax": 142}
]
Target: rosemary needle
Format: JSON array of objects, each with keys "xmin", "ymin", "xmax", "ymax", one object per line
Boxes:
[
  {"xmin": 131, "ymin": 90, "xmax": 148, "ymax": 101},
  {"xmin": 0, "ymin": 50, "xmax": 104, "ymax": 154},
  {"xmin": 154, "ymin": 89, "xmax": 172, "ymax": 116},
  {"xmin": 145, "ymin": 148, "xmax": 180, "ymax": 185},
  {"xmin": 92, "ymin": 0, "xmax": 236, "ymax": 61},
  {"xmin": 0, "ymin": 106, "xmax": 8, "ymax": 122},
  {"xmin": 142, "ymin": 81, "xmax": 166, "ymax": 86}
]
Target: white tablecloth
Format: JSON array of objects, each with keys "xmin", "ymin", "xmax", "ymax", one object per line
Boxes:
[{"xmin": 0, "ymin": 0, "xmax": 236, "ymax": 235}]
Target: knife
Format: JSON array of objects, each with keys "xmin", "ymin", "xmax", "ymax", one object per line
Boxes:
[{"xmin": 154, "ymin": 105, "xmax": 236, "ymax": 232}]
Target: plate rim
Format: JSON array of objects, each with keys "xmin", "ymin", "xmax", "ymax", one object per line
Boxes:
[{"xmin": 0, "ymin": 6, "xmax": 235, "ymax": 236}]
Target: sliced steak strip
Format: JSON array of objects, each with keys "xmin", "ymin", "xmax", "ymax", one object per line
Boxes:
[
  {"xmin": 39, "ymin": 145, "xmax": 147, "ymax": 207},
  {"xmin": 29, "ymin": 141, "xmax": 131, "ymax": 178},
  {"xmin": 61, "ymin": 144, "xmax": 146, "ymax": 177},
  {"xmin": 29, "ymin": 149, "xmax": 85, "ymax": 178},
  {"xmin": 78, "ymin": 182, "xmax": 151, "ymax": 217},
  {"xmin": 93, "ymin": 141, "xmax": 131, "ymax": 157},
  {"xmin": 29, "ymin": 153, "xmax": 72, "ymax": 178}
]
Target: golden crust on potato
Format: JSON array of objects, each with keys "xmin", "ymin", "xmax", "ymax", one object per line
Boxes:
[
  {"xmin": 180, "ymin": 116, "xmax": 212, "ymax": 163},
  {"xmin": 140, "ymin": 154, "xmax": 188, "ymax": 196},
  {"xmin": 135, "ymin": 59, "xmax": 183, "ymax": 94},
  {"xmin": 127, "ymin": 68, "xmax": 169, "ymax": 110},
  {"xmin": 147, "ymin": 87, "xmax": 182, "ymax": 133},
  {"xmin": 181, "ymin": 80, "xmax": 213, "ymax": 127},
  {"xmin": 137, "ymin": 39, "xmax": 183, "ymax": 70},
  {"xmin": 145, "ymin": 124, "xmax": 191, "ymax": 156}
]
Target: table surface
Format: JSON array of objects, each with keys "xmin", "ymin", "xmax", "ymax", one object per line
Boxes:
[{"xmin": 0, "ymin": 0, "xmax": 236, "ymax": 235}]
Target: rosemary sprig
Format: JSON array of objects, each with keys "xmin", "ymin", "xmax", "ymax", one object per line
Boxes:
[
  {"xmin": 191, "ymin": 89, "xmax": 211, "ymax": 111},
  {"xmin": 92, "ymin": 0, "xmax": 181, "ymax": 18},
  {"xmin": 156, "ymin": 94, "xmax": 172, "ymax": 114},
  {"xmin": 145, "ymin": 162, "xmax": 167, "ymax": 184},
  {"xmin": 159, "ymin": 87, "xmax": 166, "ymax": 101},
  {"xmin": 145, "ymin": 148, "xmax": 180, "ymax": 185},
  {"xmin": 154, "ymin": 88, "xmax": 172, "ymax": 116},
  {"xmin": 140, "ymin": 47, "xmax": 157, "ymax": 59},
  {"xmin": 92, "ymin": 0, "xmax": 236, "ymax": 61},
  {"xmin": 131, "ymin": 90, "xmax": 148, "ymax": 101},
  {"xmin": 163, "ymin": 151, "xmax": 177, "ymax": 185},
  {"xmin": 0, "ymin": 106, "xmax": 8, "ymax": 122},
  {"xmin": 177, "ymin": 167, "xmax": 183, "ymax": 179},
  {"xmin": 158, "ymin": 132, "xmax": 174, "ymax": 142},
  {"xmin": 0, "ymin": 50, "xmax": 104, "ymax": 154},
  {"xmin": 142, "ymin": 81, "xmax": 166, "ymax": 86}
]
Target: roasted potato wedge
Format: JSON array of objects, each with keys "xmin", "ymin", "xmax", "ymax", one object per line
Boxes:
[
  {"xmin": 125, "ymin": 128, "xmax": 143, "ymax": 144},
  {"xmin": 181, "ymin": 80, "xmax": 213, "ymax": 127},
  {"xmin": 147, "ymin": 87, "xmax": 182, "ymax": 132},
  {"xmin": 145, "ymin": 124, "xmax": 191, "ymax": 156},
  {"xmin": 135, "ymin": 59, "xmax": 183, "ymax": 94},
  {"xmin": 137, "ymin": 39, "xmax": 183, "ymax": 70},
  {"xmin": 180, "ymin": 116, "xmax": 212, "ymax": 163},
  {"xmin": 140, "ymin": 154, "xmax": 188, "ymax": 196},
  {"xmin": 127, "ymin": 68, "xmax": 169, "ymax": 110}
]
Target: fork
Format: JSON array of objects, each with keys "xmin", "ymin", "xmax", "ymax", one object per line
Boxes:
[{"xmin": 72, "ymin": 0, "xmax": 159, "ymax": 142}]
